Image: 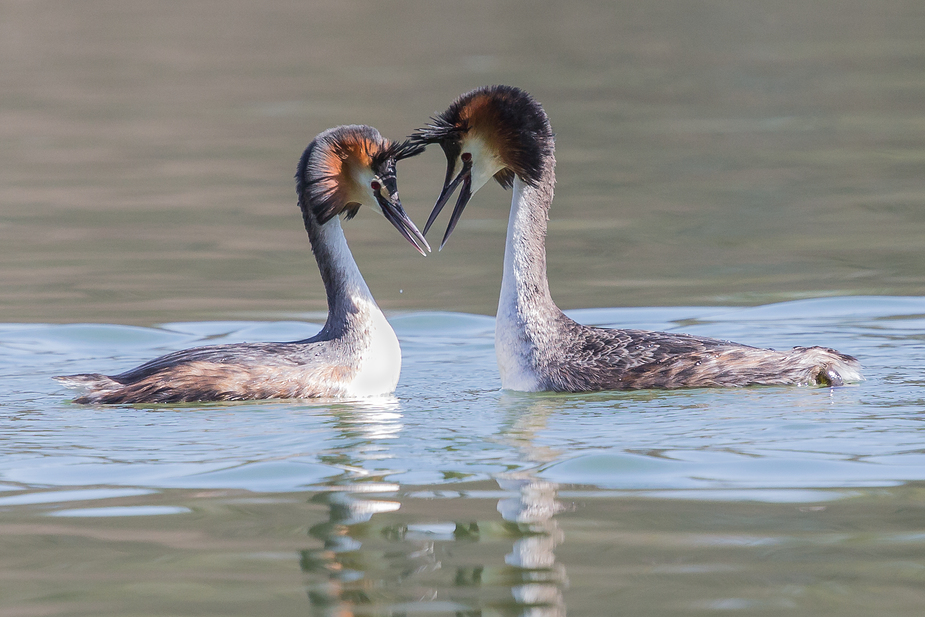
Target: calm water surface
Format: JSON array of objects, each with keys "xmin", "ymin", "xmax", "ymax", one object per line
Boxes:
[
  {"xmin": 3, "ymin": 297, "xmax": 925, "ymax": 615},
  {"xmin": 2, "ymin": 0, "xmax": 925, "ymax": 615}
]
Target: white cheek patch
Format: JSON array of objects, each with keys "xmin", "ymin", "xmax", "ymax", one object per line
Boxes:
[
  {"xmin": 352, "ymin": 168, "xmax": 381, "ymax": 215},
  {"xmin": 461, "ymin": 136, "xmax": 505, "ymax": 193}
]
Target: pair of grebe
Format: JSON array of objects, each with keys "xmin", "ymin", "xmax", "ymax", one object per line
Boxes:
[{"xmin": 58, "ymin": 86, "xmax": 861, "ymax": 403}]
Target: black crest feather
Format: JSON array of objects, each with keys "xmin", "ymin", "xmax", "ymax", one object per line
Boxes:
[
  {"xmin": 410, "ymin": 85, "xmax": 554, "ymax": 187},
  {"xmin": 296, "ymin": 126, "xmax": 421, "ymax": 226},
  {"xmin": 379, "ymin": 139, "xmax": 426, "ymax": 165}
]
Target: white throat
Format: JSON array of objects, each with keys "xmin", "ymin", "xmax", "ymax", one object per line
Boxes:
[
  {"xmin": 318, "ymin": 216, "xmax": 401, "ymax": 397},
  {"xmin": 495, "ymin": 177, "xmax": 547, "ymax": 392}
]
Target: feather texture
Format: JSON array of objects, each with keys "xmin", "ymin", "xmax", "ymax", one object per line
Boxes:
[
  {"xmin": 57, "ymin": 125, "xmax": 420, "ymax": 404},
  {"xmin": 416, "ymin": 86, "xmax": 862, "ymax": 391}
]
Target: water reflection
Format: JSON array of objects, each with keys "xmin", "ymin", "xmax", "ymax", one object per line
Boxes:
[
  {"xmin": 310, "ymin": 398, "xmax": 405, "ymax": 482},
  {"xmin": 300, "ymin": 490, "xmax": 406, "ymax": 614},
  {"xmin": 299, "ymin": 396, "xmax": 570, "ymax": 615},
  {"xmin": 328, "ymin": 397, "xmax": 404, "ymax": 442},
  {"xmin": 497, "ymin": 478, "xmax": 567, "ymax": 616},
  {"xmin": 497, "ymin": 396, "xmax": 570, "ymax": 616}
]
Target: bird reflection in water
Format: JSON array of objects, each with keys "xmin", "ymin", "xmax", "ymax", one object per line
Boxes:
[
  {"xmin": 299, "ymin": 398, "xmax": 569, "ymax": 616},
  {"xmin": 300, "ymin": 490, "xmax": 405, "ymax": 612},
  {"xmin": 497, "ymin": 395, "xmax": 569, "ymax": 615}
]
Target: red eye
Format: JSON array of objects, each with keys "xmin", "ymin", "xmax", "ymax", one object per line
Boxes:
[
  {"xmin": 370, "ymin": 180, "xmax": 381, "ymax": 191},
  {"xmin": 461, "ymin": 152, "xmax": 472, "ymax": 162}
]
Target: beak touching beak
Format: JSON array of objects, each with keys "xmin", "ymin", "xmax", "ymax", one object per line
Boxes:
[
  {"xmin": 375, "ymin": 189, "xmax": 431, "ymax": 256},
  {"xmin": 423, "ymin": 155, "xmax": 473, "ymax": 250}
]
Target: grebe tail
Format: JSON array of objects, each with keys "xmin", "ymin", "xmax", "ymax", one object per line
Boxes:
[
  {"xmin": 56, "ymin": 125, "xmax": 428, "ymax": 403},
  {"xmin": 411, "ymin": 85, "xmax": 861, "ymax": 392}
]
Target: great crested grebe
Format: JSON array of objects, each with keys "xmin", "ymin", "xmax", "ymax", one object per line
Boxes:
[
  {"xmin": 56, "ymin": 125, "xmax": 428, "ymax": 404},
  {"xmin": 412, "ymin": 85, "xmax": 861, "ymax": 391}
]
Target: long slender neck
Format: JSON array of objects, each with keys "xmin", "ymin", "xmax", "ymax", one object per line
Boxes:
[
  {"xmin": 497, "ymin": 155, "xmax": 562, "ymax": 332},
  {"xmin": 494, "ymin": 151, "xmax": 568, "ymax": 391},
  {"xmin": 304, "ymin": 213, "xmax": 377, "ymax": 339}
]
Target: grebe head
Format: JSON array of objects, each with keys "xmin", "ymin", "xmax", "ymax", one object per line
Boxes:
[
  {"xmin": 411, "ymin": 85, "xmax": 554, "ymax": 248},
  {"xmin": 297, "ymin": 125, "xmax": 430, "ymax": 255}
]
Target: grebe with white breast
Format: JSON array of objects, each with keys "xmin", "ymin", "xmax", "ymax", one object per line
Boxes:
[
  {"xmin": 57, "ymin": 125, "xmax": 428, "ymax": 403},
  {"xmin": 412, "ymin": 85, "xmax": 861, "ymax": 391}
]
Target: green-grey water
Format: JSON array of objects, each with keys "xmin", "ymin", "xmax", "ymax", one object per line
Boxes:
[
  {"xmin": 2, "ymin": 1, "xmax": 925, "ymax": 615},
  {"xmin": 3, "ymin": 0, "xmax": 925, "ymax": 323}
]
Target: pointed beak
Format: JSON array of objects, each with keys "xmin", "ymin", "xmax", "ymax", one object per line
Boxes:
[
  {"xmin": 375, "ymin": 190, "xmax": 430, "ymax": 256},
  {"xmin": 423, "ymin": 156, "xmax": 473, "ymax": 250}
]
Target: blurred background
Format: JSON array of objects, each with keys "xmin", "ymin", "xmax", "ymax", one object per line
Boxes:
[{"xmin": 1, "ymin": 0, "xmax": 924, "ymax": 324}]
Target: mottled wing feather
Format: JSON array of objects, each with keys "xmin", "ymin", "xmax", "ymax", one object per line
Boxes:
[
  {"xmin": 58, "ymin": 339, "xmax": 355, "ymax": 404},
  {"xmin": 544, "ymin": 322, "xmax": 860, "ymax": 392},
  {"xmin": 111, "ymin": 341, "xmax": 322, "ymax": 383}
]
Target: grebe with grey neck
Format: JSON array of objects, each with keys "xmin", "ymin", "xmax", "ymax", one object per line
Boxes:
[
  {"xmin": 412, "ymin": 85, "xmax": 861, "ymax": 391},
  {"xmin": 57, "ymin": 125, "xmax": 428, "ymax": 403}
]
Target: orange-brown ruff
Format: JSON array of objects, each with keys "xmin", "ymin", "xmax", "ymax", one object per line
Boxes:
[
  {"xmin": 412, "ymin": 85, "xmax": 861, "ymax": 391},
  {"xmin": 56, "ymin": 125, "xmax": 427, "ymax": 404}
]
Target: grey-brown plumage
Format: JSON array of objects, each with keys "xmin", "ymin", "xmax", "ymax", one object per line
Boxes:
[
  {"xmin": 56, "ymin": 125, "xmax": 428, "ymax": 404},
  {"xmin": 534, "ymin": 319, "xmax": 859, "ymax": 390},
  {"xmin": 412, "ymin": 85, "xmax": 861, "ymax": 391}
]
